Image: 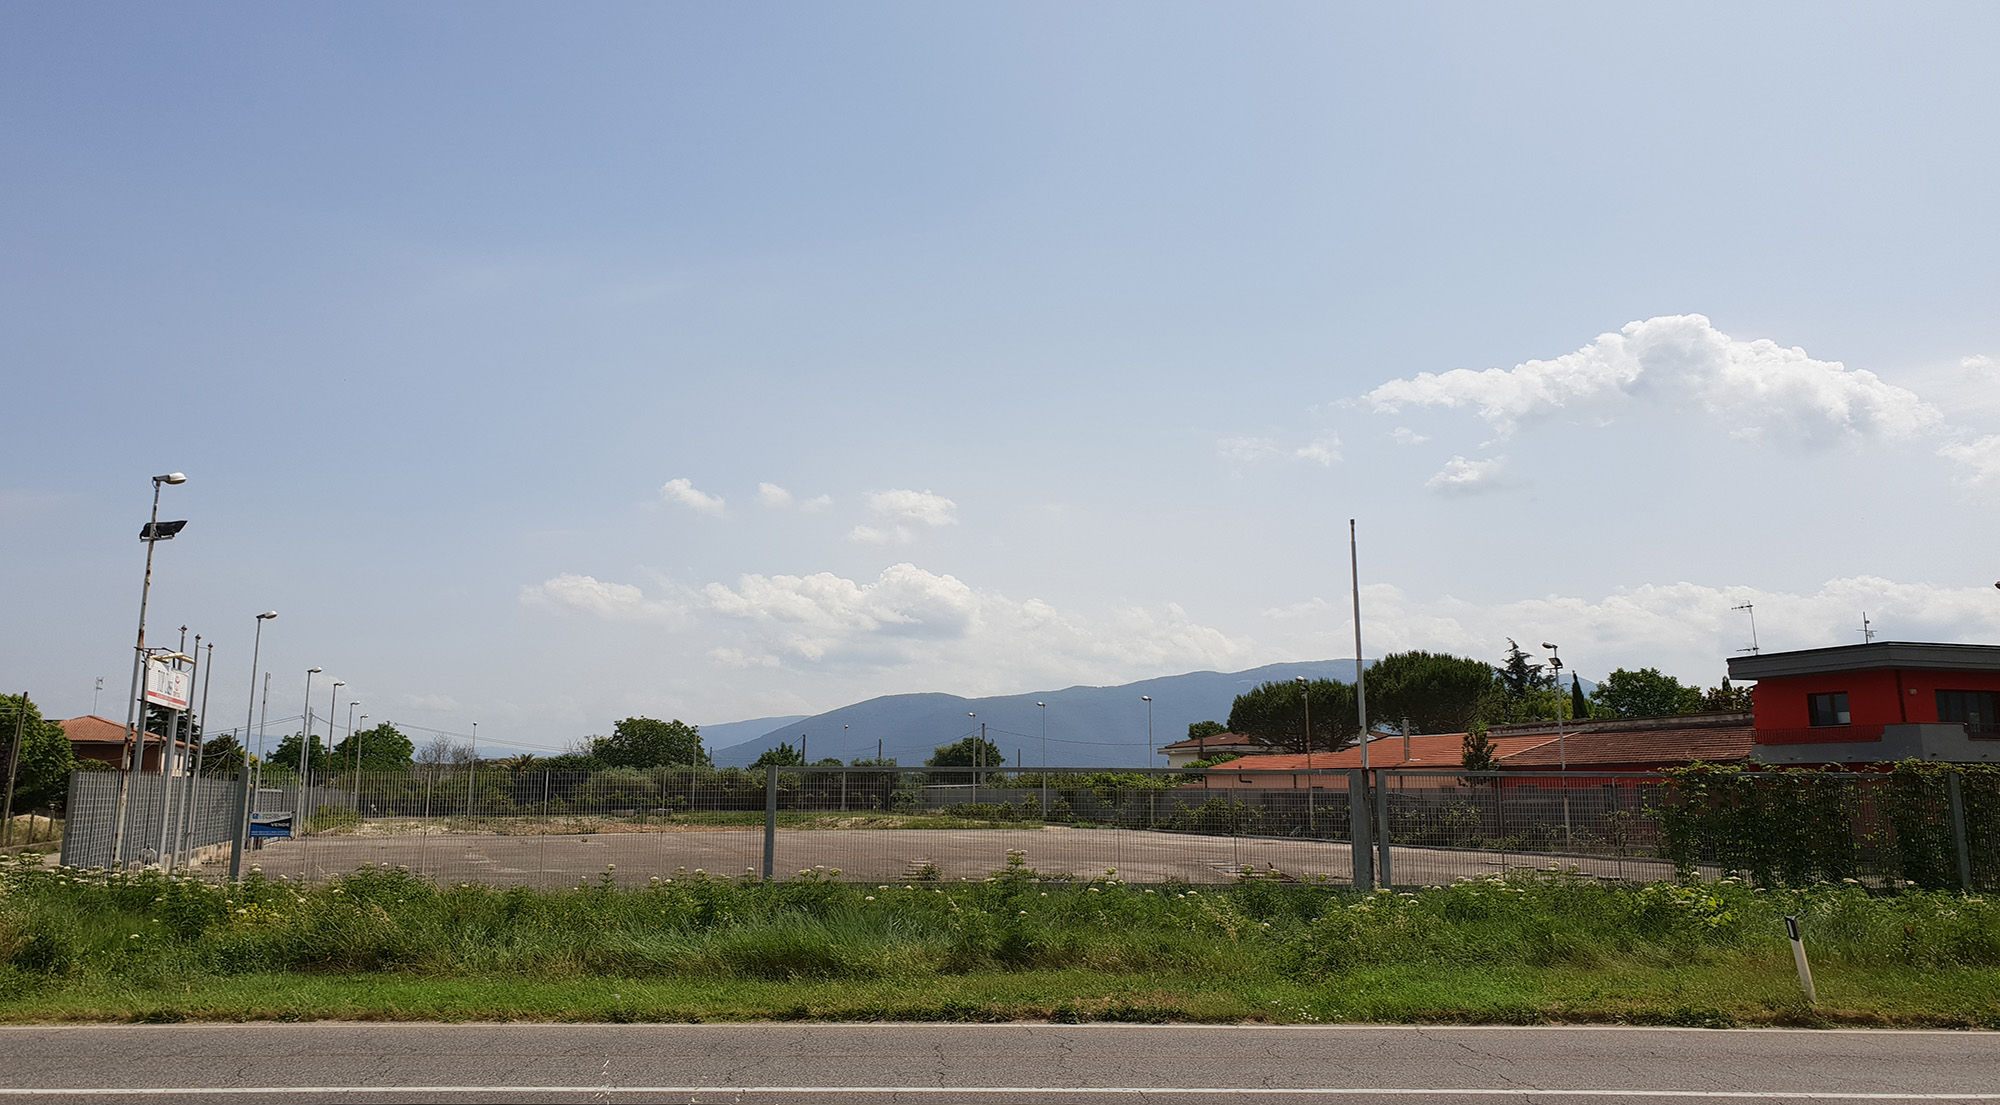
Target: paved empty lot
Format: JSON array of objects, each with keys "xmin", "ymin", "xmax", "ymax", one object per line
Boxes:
[{"xmin": 233, "ymin": 824, "xmax": 1681, "ymax": 886}]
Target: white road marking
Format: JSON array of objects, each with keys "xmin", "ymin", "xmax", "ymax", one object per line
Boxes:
[{"xmin": 0, "ymin": 1088, "xmax": 1996, "ymax": 1099}]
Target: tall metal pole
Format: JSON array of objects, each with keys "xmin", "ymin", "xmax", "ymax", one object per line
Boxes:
[
  {"xmin": 298, "ymin": 668, "xmax": 320, "ymax": 789},
  {"xmin": 1036, "ymin": 702, "xmax": 1049, "ymax": 816},
  {"xmin": 154, "ymin": 629, "xmax": 190, "ymax": 869},
  {"xmin": 350, "ymin": 714, "xmax": 367, "ymax": 812},
  {"xmin": 1350, "ymin": 519, "xmax": 1368, "ymax": 771},
  {"xmin": 1545, "ymin": 643, "xmax": 1571, "ymax": 850},
  {"xmin": 114, "ymin": 474, "xmax": 179, "ymax": 866},
  {"xmin": 1, "ymin": 692, "xmax": 26, "ymax": 847},
  {"xmin": 317, "ymin": 679, "xmax": 343, "ymax": 811},
  {"xmin": 230, "ymin": 612, "xmax": 277, "ymax": 880},
  {"xmin": 1141, "ymin": 696, "xmax": 1153, "ymax": 767},
  {"xmin": 179, "ymin": 640, "xmax": 215, "ymax": 865}
]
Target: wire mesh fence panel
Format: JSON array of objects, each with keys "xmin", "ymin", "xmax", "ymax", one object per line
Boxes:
[{"xmin": 54, "ymin": 764, "xmax": 1997, "ymax": 890}]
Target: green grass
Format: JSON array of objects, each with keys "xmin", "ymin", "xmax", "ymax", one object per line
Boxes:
[{"xmin": 3, "ymin": 854, "xmax": 1997, "ymax": 1026}]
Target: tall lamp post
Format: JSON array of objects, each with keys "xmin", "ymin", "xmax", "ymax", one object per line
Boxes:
[
  {"xmin": 320, "ymin": 680, "xmax": 344, "ymax": 795},
  {"xmin": 113, "ymin": 471, "xmax": 187, "ymax": 866},
  {"xmin": 298, "ymin": 668, "xmax": 322, "ymax": 790},
  {"xmin": 1543, "ymin": 642, "xmax": 1572, "ymax": 849},
  {"xmin": 1140, "ymin": 695, "xmax": 1153, "ymax": 767},
  {"xmin": 229, "ymin": 611, "xmax": 278, "ymax": 879},
  {"xmin": 1295, "ymin": 676, "xmax": 1312, "ymax": 771},
  {"xmin": 349, "ymin": 713, "xmax": 367, "ymax": 811},
  {"xmin": 1035, "ymin": 701, "xmax": 1048, "ymax": 815}
]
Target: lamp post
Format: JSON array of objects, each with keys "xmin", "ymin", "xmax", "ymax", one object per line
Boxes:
[
  {"xmin": 343, "ymin": 698, "xmax": 360, "ymax": 795},
  {"xmin": 1543, "ymin": 642, "xmax": 1572, "ymax": 849},
  {"xmin": 113, "ymin": 471, "xmax": 187, "ymax": 866},
  {"xmin": 1295, "ymin": 676, "xmax": 1311, "ymax": 770},
  {"xmin": 1140, "ymin": 695, "xmax": 1153, "ymax": 767},
  {"xmin": 1035, "ymin": 701, "xmax": 1048, "ymax": 815},
  {"xmin": 298, "ymin": 668, "xmax": 322, "ymax": 789},
  {"xmin": 321, "ymin": 680, "xmax": 344, "ymax": 796},
  {"xmin": 350, "ymin": 713, "xmax": 367, "ymax": 811},
  {"xmin": 230, "ymin": 612, "xmax": 278, "ymax": 879}
]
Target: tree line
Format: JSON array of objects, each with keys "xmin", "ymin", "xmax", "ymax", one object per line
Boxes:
[{"xmin": 1195, "ymin": 640, "xmax": 1753, "ymax": 761}]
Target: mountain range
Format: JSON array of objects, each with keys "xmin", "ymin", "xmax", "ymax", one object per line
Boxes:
[{"xmin": 702, "ymin": 660, "xmax": 1375, "ymax": 769}]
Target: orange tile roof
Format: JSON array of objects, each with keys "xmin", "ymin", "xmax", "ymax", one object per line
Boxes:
[
  {"xmin": 58, "ymin": 715, "xmax": 181, "ymax": 745},
  {"xmin": 1158, "ymin": 732, "xmax": 1280, "ymax": 753},
  {"xmin": 1209, "ymin": 732, "xmax": 1558, "ymax": 772},
  {"xmin": 1499, "ymin": 725, "xmax": 1753, "ymax": 768}
]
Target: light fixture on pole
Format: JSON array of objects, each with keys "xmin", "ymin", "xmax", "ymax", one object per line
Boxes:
[
  {"xmin": 350, "ymin": 713, "xmax": 369, "ymax": 812},
  {"xmin": 298, "ymin": 668, "xmax": 322, "ymax": 787},
  {"xmin": 1543, "ymin": 642, "xmax": 1572, "ymax": 849},
  {"xmin": 1140, "ymin": 695, "xmax": 1153, "ymax": 766},
  {"xmin": 1036, "ymin": 701, "xmax": 1048, "ymax": 814},
  {"xmin": 321, "ymin": 680, "xmax": 344, "ymax": 791},
  {"xmin": 229, "ymin": 611, "xmax": 277, "ymax": 880},
  {"xmin": 113, "ymin": 471, "xmax": 188, "ymax": 866},
  {"xmin": 1295, "ymin": 676, "xmax": 1311, "ymax": 771}
]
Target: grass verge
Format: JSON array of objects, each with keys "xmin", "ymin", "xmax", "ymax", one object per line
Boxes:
[{"xmin": 3, "ymin": 854, "xmax": 1996, "ymax": 1027}]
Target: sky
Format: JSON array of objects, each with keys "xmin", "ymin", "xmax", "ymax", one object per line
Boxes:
[{"xmin": 4, "ymin": 2, "xmax": 1999, "ymax": 756}]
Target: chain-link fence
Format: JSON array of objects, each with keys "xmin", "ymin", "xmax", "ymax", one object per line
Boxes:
[
  {"xmin": 1378, "ymin": 768, "xmax": 2000, "ymax": 891},
  {"xmin": 50, "ymin": 764, "xmax": 2000, "ymax": 890}
]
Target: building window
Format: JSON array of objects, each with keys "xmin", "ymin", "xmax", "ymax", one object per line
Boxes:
[
  {"xmin": 1937, "ymin": 690, "xmax": 2000, "ymax": 735},
  {"xmin": 1808, "ymin": 692, "xmax": 1851, "ymax": 727}
]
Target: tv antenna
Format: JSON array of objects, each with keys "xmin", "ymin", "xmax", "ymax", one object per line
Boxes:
[
  {"xmin": 1732, "ymin": 603, "xmax": 1759, "ymax": 655},
  {"xmin": 1859, "ymin": 612, "xmax": 1876, "ymax": 644}
]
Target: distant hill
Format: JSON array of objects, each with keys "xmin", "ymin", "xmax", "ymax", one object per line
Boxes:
[
  {"xmin": 698, "ymin": 714, "xmax": 809, "ymax": 752},
  {"xmin": 710, "ymin": 661, "xmax": 1375, "ymax": 769}
]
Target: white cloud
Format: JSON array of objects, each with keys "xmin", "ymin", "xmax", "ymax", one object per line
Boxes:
[
  {"xmin": 846, "ymin": 489, "xmax": 959, "ymax": 544},
  {"xmin": 1390, "ymin": 427, "xmax": 1429, "ymax": 445},
  {"xmin": 1939, "ymin": 435, "xmax": 2000, "ymax": 486},
  {"xmin": 1366, "ymin": 314, "xmax": 1943, "ymax": 446},
  {"xmin": 520, "ymin": 574, "xmax": 685, "ymax": 624},
  {"xmin": 1295, "ymin": 433, "xmax": 1341, "ymax": 466},
  {"xmin": 708, "ymin": 647, "xmax": 781, "ymax": 670},
  {"xmin": 1426, "ymin": 455, "xmax": 1504, "ymax": 494},
  {"xmin": 1964, "ymin": 355, "xmax": 1996, "ymax": 373},
  {"xmin": 397, "ymin": 693, "xmax": 462, "ymax": 713},
  {"xmin": 660, "ymin": 478, "xmax": 726, "ymax": 516},
  {"xmin": 757, "ymin": 482, "xmax": 792, "ymax": 507},
  {"xmin": 866, "ymin": 489, "xmax": 958, "ymax": 527},
  {"xmin": 801, "ymin": 494, "xmax": 833, "ymax": 512},
  {"xmin": 698, "ymin": 562, "xmax": 1257, "ymax": 678},
  {"xmin": 1217, "ymin": 436, "xmax": 1280, "ymax": 463}
]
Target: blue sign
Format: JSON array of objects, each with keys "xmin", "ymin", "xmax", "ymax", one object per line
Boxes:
[{"xmin": 249, "ymin": 811, "xmax": 293, "ymax": 839}]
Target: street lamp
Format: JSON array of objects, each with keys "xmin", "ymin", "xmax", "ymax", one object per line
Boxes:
[
  {"xmin": 322, "ymin": 680, "xmax": 345, "ymax": 791},
  {"xmin": 1295, "ymin": 676, "xmax": 1312, "ymax": 771},
  {"xmin": 299, "ymin": 669, "xmax": 322, "ymax": 793},
  {"xmin": 1035, "ymin": 702, "xmax": 1048, "ymax": 814},
  {"xmin": 113, "ymin": 471, "xmax": 188, "ymax": 866},
  {"xmin": 1543, "ymin": 642, "xmax": 1572, "ymax": 849},
  {"xmin": 230, "ymin": 611, "xmax": 277, "ymax": 880},
  {"xmin": 348, "ymin": 708, "xmax": 365, "ymax": 811}
]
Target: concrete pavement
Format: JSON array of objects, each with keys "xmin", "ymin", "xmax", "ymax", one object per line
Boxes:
[{"xmin": 0, "ymin": 1023, "xmax": 1995, "ymax": 1103}]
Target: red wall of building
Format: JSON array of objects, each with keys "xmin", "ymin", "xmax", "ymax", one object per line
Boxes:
[{"xmin": 1753, "ymin": 667, "xmax": 2000, "ymax": 744}]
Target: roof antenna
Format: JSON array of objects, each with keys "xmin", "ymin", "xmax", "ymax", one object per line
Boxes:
[
  {"xmin": 1732, "ymin": 602, "xmax": 1759, "ymax": 655},
  {"xmin": 1859, "ymin": 612, "xmax": 1875, "ymax": 644}
]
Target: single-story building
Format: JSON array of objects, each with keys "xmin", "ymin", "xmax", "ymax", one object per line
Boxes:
[
  {"xmin": 57, "ymin": 714, "xmax": 189, "ymax": 774},
  {"xmin": 1155, "ymin": 731, "xmax": 1285, "ymax": 768}
]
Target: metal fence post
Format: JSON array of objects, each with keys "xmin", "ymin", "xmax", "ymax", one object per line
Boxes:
[
  {"xmin": 1349, "ymin": 768, "xmax": 1373, "ymax": 891},
  {"xmin": 763, "ymin": 764, "xmax": 778, "ymax": 882},
  {"xmin": 1375, "ymin": 770, "xmax": 1393, "ymax": 888},
  {"xmin": 1948, "ymin": 770, "xmax": 1972, "ymax": 892}
]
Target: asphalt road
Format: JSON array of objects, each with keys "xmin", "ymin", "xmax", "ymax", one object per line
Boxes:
[{"xmin": 0, "ymin": 1023, "xmax": 1994, "ymax": 1103}]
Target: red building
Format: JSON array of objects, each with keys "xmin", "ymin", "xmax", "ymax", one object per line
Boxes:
[{"xmin": 1728, "ymin": 641, "xmax": 2000, "ymax": 765}]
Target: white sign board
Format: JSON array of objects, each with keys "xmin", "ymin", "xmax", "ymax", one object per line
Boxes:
[{"xmin": 144, "ymin": 661, "xmax": 191, "ymax": 711}]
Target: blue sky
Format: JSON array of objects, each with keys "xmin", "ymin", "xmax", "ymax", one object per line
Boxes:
[{"xmin": 5, "ymin": 3, "xmax": 1998, "ymax": 754}]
